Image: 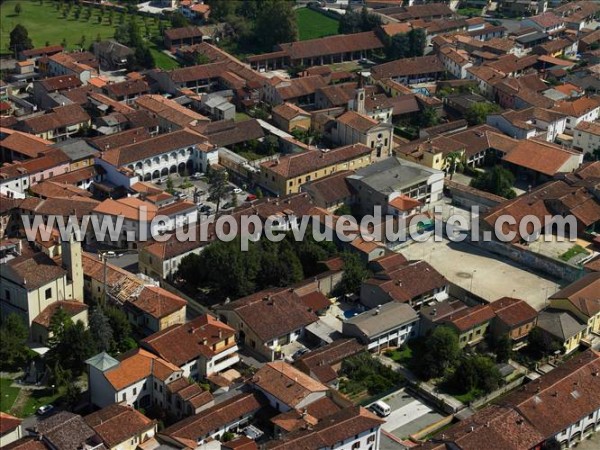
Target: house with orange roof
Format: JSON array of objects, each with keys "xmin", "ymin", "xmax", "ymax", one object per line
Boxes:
[
  {"xmin": 251, "ymin": 361, "xmax": 328, "ymax": 412},
  {"xmin": 86, "ymin": 348, "xmax": 212, "ymax": 416},
  {"xmin": 141, "ymin": 314, "xmax": 239, "ymax": 378},
  {"xmin": 554, "ymin": 96, "xmax": 600, "ymax": 131}
]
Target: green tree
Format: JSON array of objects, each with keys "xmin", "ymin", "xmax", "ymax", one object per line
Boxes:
[
  {"xmin": 415, "ymin": 106, "xmax": 439, "ymax": 128},
  {"xmin": 493, "ymin": 335, "xmax": 513, "ymax": 363},
  {"xmin": 238, "ymin": 0, "xmax": 259, "ymax": 20},
  {"xmin": 445, "ymin": 151, "xmax": 463, "ymax": 179},
  {"xmin": 255, "ymin": 186, "xmax": 264, "ymax": 199},
  {"xmin": 407, "ymin": 28, "xmax": 426, "ymax": 57},
  {"xmin": 254, "ymin": 0, "xmax": 298, "ymax": 50},
  {"xmin": 0, "ymin": 313, "xmax": 31, "ymax": 370},
  {"xmin": 64, "ymin": 383, "xmax": 81, "ymax": 410},
  {"xmin": 465, "ymin": 102, "xmax": 501, "ymax": 126},
  {"xmin": 207, "ymin": 0, "xmax": 234, "ymax": 21},
  {"xmin": 335, "ymin": 252, "xmax": 368, "ymax": 296},
  {"xmin": 339, "ymin": 6, "xmax": 381, "ymax": 34},
  {"xmin": 385, "ymin": 33, "xmax": 410, "ymax": 60},
  {"xmin": 470, "ymin": 166, "xmax": 517, "ymax": 199},
  {"xmin": 89, "ymin": 308, "xmax": 114, "ymax": 353},
  {"xmin": 528, "ymin": 327, "xmax": 562, "ymax": 357},
  {"xmin": 258, "ymin": 135, "xmax": 279, "ymax": 156},
  {"xmin": 448, "ymin": 355, "xmax": 502, "ymax": 395},
  {"xmin": 47, "ymin": 306, "xmax": 73, "ymax": 349},
  {"xmin": 14, "ymin": 3, "xmax": 22, "ymax": 15},
  {"xmin": 166, "ymin": 176, "xmax": 175, "ymax": 194},
  {"xmin": 419, "ymin": 326, "xmax": 461, "ymax": 379},
  {"xmin": 105, "ymin": 306, "xmax": 136, "ymax": 353},
  {"xmin": 47, "ymin": 320, "xmax": 95, "ymax": 376},
  {"xmin": 207, "ymin": 169, "xmax": 229, "ymax": 213},
  {"xmin": 9, "ymin": 24, "xmax": 33, "ymax": 54},
  {"xmin": 170, "ymin": 12, "xmax": 190, "ymax": 28}
]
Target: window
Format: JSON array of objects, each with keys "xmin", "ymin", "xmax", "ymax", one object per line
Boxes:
[
  {"xmin": 122, "ymin": 393, "xmax": 126, "ymax": 401},
  {"xmin": 133, "ymin": 387, "xmax": 137, "ymax": 395},
  {"xmin": 45, "ymin": 288, "xmax": 52, "ymax": 300},
  {"xmin": 352, "ymin": 443, "xmax": 360, "ymax": 449},
  {"xmin": 5, "ymin": 290, "xmax": 10, "ymax": 300}
]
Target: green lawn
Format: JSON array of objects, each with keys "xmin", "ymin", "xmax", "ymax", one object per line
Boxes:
[
  {"xmin": 235, "ymin": 111, "xmax": 252, "ymax": 122},
  {"xmin": 21, "ymin": 387, "xmax": 62, "ymax": 417},
  {"xmin": 149, "ymin": 44, "xmax": 180, "ymax": 70},
  {"xmin": 1, "ymin": 0, "xmax": 177, "ymax": 69},
  {"xmin": 296, "ymin": 8, "xmax": 339, "ymax": 41},
  {"xmin": 384, "ymin": 345, "xmax": 413, "ymax": 364},
  {"xmin": 0, "ymin": 378, "xmax": 20, "ymax": 413},
  {"xmin": 559, "ymin": 244, "xmax": 589, "ymax": 262}
]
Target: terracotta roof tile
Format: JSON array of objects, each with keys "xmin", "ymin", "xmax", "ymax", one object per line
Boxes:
[{"xmin": 141, "ymin": 314, "xmax": 235, "ymax": 366}]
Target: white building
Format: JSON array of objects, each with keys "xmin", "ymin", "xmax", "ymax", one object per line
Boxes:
[
  {"xmin": 573, "ymin": 121, "xmax": 600, "ymax": 156},
  {"xmin": 96, "ymin": 129, "xmax": 217, "ymax": 187},
  {"xmin": 487, "ymin": 107, "xmax": 568, "ymax": 142},
  {"xmin": 0, "ymin": 235, "xmax": 85, "ymax": 326},
  {"xmin": 554, "ymin": 97, "xmax": 600, "ymax": 131},
  {"xmin": 342, "ymin": 302, "xmax": 420, "ymax": 351}
]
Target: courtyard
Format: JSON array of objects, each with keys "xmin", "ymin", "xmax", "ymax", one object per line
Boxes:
[{"xmin": 398, "ymin": 237, "xmax": 563, "ymax": 311}]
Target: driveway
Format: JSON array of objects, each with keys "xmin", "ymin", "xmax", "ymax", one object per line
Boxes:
[{"xmin": 368, "ymin": 388, "xmax": 446, "ymax": 439}]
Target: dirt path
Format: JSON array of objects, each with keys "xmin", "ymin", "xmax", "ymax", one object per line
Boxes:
[{"xmin": 10, "ymin": 389, "xmax": 30, "ymax": 417}]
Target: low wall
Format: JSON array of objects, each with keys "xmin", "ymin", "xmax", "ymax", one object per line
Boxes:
[
  {"xmin": 444, "ymin": 180, "xmax": 505, "ymax": 212},
  {"xmin": 469, "ymin": 239, "xmax": 583, "ymax": 283},
  {"xmin": 410, "ymin": 415, "xmax": 455, "ymax": 441},
  {"xmin": 471, "ymin": 375, "xmax": 526, "ymax": 409}
]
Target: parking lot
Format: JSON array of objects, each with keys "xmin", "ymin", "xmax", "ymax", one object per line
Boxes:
[
  {"xmin": 155, "ymin": 173, "xmax": 250, "ymax": 213},
  {"xmin": 370, "ymin": 388, "xmax": 446, "ymax": 439}
]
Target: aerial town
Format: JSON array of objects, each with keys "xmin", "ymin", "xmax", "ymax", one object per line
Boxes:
[{"xmin": 0, "ymin": 0, "xmax": 600, "ymax": 449}]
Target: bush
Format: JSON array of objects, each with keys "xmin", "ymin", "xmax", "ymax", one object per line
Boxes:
[{"xmin": 340, "ymin": 352, "xmax": 403, "ymax": 396}]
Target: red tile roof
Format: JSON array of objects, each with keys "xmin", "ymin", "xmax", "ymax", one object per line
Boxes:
[
  {"xmin": 261, "ymin": 144, "xmax": 371, "ymax": 179},
  {"xmin": 490, "ymin": 297, "xmax": 538, "ymax": 328},
  {"xmin": 141, "ymin": 314, "xmax": 235, "ymax": 366}
]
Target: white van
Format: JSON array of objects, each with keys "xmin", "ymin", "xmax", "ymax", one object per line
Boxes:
[{"xmin": 370, "ymin": 400, "xmax": 391, "ymax": 417}]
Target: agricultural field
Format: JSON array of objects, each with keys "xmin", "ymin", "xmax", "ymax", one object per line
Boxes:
[
  {"xmin": 0, "ymin": 0, "xmax": 179, "ymax": 69},
  {"xmin": 295, "ymin": 7, "xmax": 339, "ymax": 41}
]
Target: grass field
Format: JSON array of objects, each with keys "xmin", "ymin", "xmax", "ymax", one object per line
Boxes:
[
  {"xmin": 296, "ymin": 8, "xmax": 339, "ymax": 41},
  {"xmin": 0, "ymin": 0, "xmax": 179, "ymax": 69},
  {"xmin": 0, "ymin": 378, "xmax": 20, "ymax": 413}
]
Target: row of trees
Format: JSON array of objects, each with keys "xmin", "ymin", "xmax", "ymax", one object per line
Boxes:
[
  {"xmin": 177, "ymin": 233, "xmax": 338, "ymax": 299},
  {"xmin": 385, "ymin": 29, "xmax": 427, "ymax": 61},
  {"xmin": 207, "ymin": 0, "xmax": 297, "ymax": 53},
  {"xmin": 338, "ymin": 6, "xmax": 382, "ymax": 34},
  {"xmin": 114, "ymin": 19, "xmax": 155, "ymax": 70}
]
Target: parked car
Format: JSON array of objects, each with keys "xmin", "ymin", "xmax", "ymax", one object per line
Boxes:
[
  {"xmin": 199, "ymin": 205, "xmax": 212, "ymax": 213},
  {"xmin": 37, "ymin": 404, "xmax": 54, "ymax": 415},
  {"xmin": 233, "ymin": 188, "xmax": 242, "ymax": 194},
  {"xmin": 191, "ymin": 172, "xmax": 204, "ymax": 180},
  {"xmin": 292, "ymin": 348, "xmax": 309, "ymax": 360},
  {"xmin": 369, "ymin": 401, "xmax": 391, "ymax": 417},
  {"xmin": 246, "ymin": 194, "xmax": 257, "ymax": 201}
]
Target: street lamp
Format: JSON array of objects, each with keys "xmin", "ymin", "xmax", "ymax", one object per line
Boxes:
[{"xmin": 470, "ymin": 269, "xmax": 477, "ymax": 293}]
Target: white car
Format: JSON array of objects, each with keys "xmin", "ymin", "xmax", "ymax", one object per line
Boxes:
[
  {"xmin": 37, "ymin": 404, "xmax": 54, "ymax": 415},
  {"xmin": 233, "ymin": 188, "xmax": 242, "ymax": 194},
  {"xmin": 191, "ymin": 172, "xmax": 204, "ymax": 180}
]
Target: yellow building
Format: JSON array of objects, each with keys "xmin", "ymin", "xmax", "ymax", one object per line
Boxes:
[
  {"xmin": 537, "ymin": 309, "xmax": 588, "ymax": 355},
  {"xmin": 259, "ymin": 144, "xmax": 373, "ymax": 196},
  {"xmin": 443, "ymin": 304, "xmax": 496, "ymax": 348},
  {"xmin": 548, "ymin": 273, "xmax": 600, "ymax": 336},
  {"xmin": 396, "ymin": 135, "xmax": 466, "ymax": 172},
  {"xmin": 271, "ymin": 102, "xmax": 312, "ymax": 132}
]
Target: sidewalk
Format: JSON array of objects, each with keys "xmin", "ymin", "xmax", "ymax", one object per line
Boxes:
[{"xmin": 376, "ymin": 355, "xmax": 464, "ymax": 413}]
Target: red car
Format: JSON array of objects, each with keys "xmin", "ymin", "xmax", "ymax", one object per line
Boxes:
[{"xmin": 246, "ymin": 194, "xmax": 257, "ymax": 201}]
